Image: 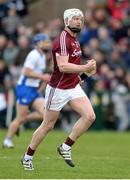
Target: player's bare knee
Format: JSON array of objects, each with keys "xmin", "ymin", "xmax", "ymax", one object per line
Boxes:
[
  {"xmin": 39, "ymin": 110, "xmax": 44, "ymax": 117},
  {"xmin": 84, "ymin": 112, "xmax": 96, "ymax": 123},
  {"xmin": 47, "ymin": 124, "xmax": 54, "ymax": 131},
  {"xmin": 18, "ymin": 116, "xmax": 27, "ymax": 125},
  {"xmin": 88, "ymin": 112, "xmax": 96, "ymax": 123},
  {"xmin": 44, "ymin": 123, "xmax": 55, "ymax": 132}
]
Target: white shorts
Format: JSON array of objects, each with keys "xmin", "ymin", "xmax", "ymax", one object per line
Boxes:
[{"xmin": 45, "ymin": 84, "xmax": 87, "ymax": 111}]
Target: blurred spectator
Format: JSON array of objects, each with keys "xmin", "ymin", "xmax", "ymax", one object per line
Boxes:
[
  {"xmin": 34, "ymin": 19, "xmax": 45, "ymax": 34},
  {"xmin": 93, "ymin": 8, "xmax": 108, "ymax": 26},
  {"xmin": 0, "ymin": 60, "xmax": 12, "ymax": 91},
  {"xmin": 114, "ymin": 66, "xmax": 126, "ymax": 84},
  {"xmin": 125, "ymin": 72, "xmax": 130, "ymax": 89},
  {"xmin": 112, "ymin": 84, "xmax": 129, "ymax": 131},
  {"xmin": 2, "ymin": 5, "xmax": 21, "ymax": 38},
  {"xmin": 88, "ymin": 38, "xmax": 99, "ymax": 54},
  {"xmin": 97, "ymin": 63, "xmax": 112, "ymax": 89},
  {"xmin": 90, "ymin": 79, "xmax": 116, "ymax": 130},
  {"xmin": 125, "ymin": 72, "xmax": 130, "ymax": 128},
  {"xmin": 79, "ymin": 20, "xmax": 98, "ymax": 45},
  {"xmin": 10, "ymin": 0, "xmax": 29, "ymax": 25},
  {"xmin": 120, "ymin": 38, "xmax": 130, "ymax": 68},
  {"xmin": 93, "ymin": 50, "xmax": 105, "ymax": 68},
  {"xmin": 0, "ymin": 35, "xmax": 7, "ymax": 59},
  {"xmin": 98, "ymin": 26, "xmax": 113, "ymax": 54},
  {"xmin": 12, "ymin": 0, "xmax": 28, "ymax": 17},
  {"xmin": 107, "ymin": 0, "xmax": 129, "ymax": 20},
  {"xmin": 48, "ymin": 18, "xmax": 63, "ymax": 40},
  {"xmin": 14, "ymin": 35, "xmax": 30, "ymax": 66},
  {"xmin": 0, "ymin": 0, "xmax": 9, "ymax": 33},
  {"xmin": 108, "ymin": 48, "xmax": 126, "ymax": 70},
  {"xmin": 0, "ymin": 0, "xmax": 8, "ymax": 18},
  {"xmin": 0, "ymin": 60, "xmax": 12, "ymax": 127},
  {"xmin": 16, "ymin": 24, "xmax": 32, "ymax": 39},
  {"xmin": 3, "ymin": 38, "xmax": 19, "ymax": 65},
  {"xmin": 109, "ymin": 18, "xmax": 129, "ymax": 42},
  {"xmin": 85, "ymin": 0, "xmax": 97, "ymax": 12}
]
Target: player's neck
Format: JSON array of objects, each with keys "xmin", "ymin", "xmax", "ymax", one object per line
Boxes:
[
  {"xmin": 65, "ymin": 27, "xmax": 77, "ymax": 37},
  {"xmin": 36, "ymin": 47, "xmax": 44, "ymax": 55}
]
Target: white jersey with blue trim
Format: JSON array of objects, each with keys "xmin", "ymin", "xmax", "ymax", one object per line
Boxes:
[{"xmin": 17, "ymin": 49, "xmax": 46, "ymax": 87}]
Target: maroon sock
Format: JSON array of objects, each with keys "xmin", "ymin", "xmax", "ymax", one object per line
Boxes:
[
  {"xmin": 26, "ymin": 146, "xmax": 35, "ymax": 156},
  {"xmin": 64, "ymin": 137, "xmax": 75, "ymax": 147}
]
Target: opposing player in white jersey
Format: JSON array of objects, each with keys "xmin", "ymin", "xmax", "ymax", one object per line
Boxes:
[{"xmin": 3, "ymin": 33, "xmax": 51, "ymax": 148}]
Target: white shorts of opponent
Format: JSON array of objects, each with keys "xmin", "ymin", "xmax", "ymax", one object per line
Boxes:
[{"xmin": 45, "ymin": 84, "xmax": 86, "ymax": 111}]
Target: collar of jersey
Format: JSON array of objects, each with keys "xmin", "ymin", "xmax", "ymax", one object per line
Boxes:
[
  {"xmin": 64, "ymin": 29, "xmax": 76, "ymax": 40},
  {"xmin": 35, "ymin": 48, "xmax": 44, "ymax": 56}
]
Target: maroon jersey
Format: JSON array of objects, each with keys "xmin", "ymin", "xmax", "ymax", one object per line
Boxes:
[{"xmin": 49, "ymin": 29, "xmax": 82, "ymax": 89}]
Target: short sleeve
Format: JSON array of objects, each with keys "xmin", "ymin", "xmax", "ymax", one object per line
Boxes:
[
  {"xmin": 24, "ymin": 51, "xmax": 37, "ymax": 70},
  {"xmin": 55, "ymin": 31, "xmax": 70, "ymax": 56}
]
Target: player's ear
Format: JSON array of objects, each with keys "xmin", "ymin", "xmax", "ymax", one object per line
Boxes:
[{"xmin": 64, "ymin": 18, "xmax": 69, "ymax": 26}]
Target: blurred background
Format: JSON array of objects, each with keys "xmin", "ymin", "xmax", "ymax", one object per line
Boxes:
[{"xmin": 0, "ymin": 0, "xmax": 130, "ymax": 132}]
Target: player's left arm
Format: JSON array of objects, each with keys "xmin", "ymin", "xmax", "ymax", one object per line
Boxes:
[
  {"xmin": 80, "ymin": 60, "xmax": 97, "ymax": 80},
  {"xmin": 38, "ymin": 81, "xmax": 47, "ymax": 93}
]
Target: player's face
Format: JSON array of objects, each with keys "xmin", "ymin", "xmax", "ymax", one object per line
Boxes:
[
  {"xmin": 37, "ymin": 39, "xmax": 51, "ymax": 52},
  {"xmin": 69, "ymin": 15, "xmax": 84, "ymax": 30}
]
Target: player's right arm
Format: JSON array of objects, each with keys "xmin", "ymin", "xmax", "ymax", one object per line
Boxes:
[
  {"xmin": 22, "ymin": 51, "xmax": 50, "ymax": 82},
  {"xmin": 56, "ymin": 54, "xmax": 96, "ymax": 75},
  {"xmin": 55, "ymin": 32, "xmax": 96, "ymax": 76},
  {"xmin": 23, "ymin": 68, "xmax": 50, "ymax": 82}
]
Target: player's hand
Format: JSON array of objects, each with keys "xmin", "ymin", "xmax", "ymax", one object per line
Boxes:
[
  {"xmin": 84, "ymin": 59, "xmax": 96, "ymax": 77},
  {"xmin": 41, "ymin": 73, "xmax": 51, "ymax": 83}
]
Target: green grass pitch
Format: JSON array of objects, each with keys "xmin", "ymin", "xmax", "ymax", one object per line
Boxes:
[{"xmin": 0, "ymin": 130, "xmax": 130, "ymax": 179}]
